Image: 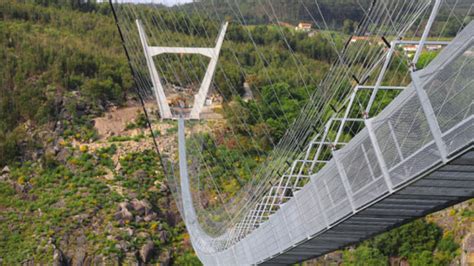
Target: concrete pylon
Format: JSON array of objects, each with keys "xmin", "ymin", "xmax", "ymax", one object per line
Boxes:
[{"xmin": 136, "ymin": 19, "xmax": 228, "ymax": 120}]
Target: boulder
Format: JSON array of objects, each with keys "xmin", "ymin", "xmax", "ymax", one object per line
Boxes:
[
  {"xmin": 0, "ymin": 166, "xmax": 10, "ymax": 181},
  {"xmin": 123, "ymin": 252, "xmax": 138, "ymax": 265},
  {"xmin": 76, "ymin": 233, "xmax": 87, "ymax": 247},
  {"xmin": 21, "ymin": 259, "xmax": 35, "ymax": 266},
  {"xmin": 72, "ymin": 249, "xmax": 86, "ymax": 266},
  {"xmin": 144, "ymin": 212, "xmax": 158, "ymax": 222},
  {"xmin": 92, "ymin": 255, "xmax": 104, "ymax": 265},
  {"xmin": 56, "ymin": 149, "xmax": 70, "ymax": 163},
  {"xmin": 127, "ymin": 191, "xmax": 138, "ymax": 199},
  {"xmin": 54, "ymin": 121, "xmax": 64, "ymax": 135},
  {"xmin": 114, "ymin": 163, "xmax": 122, "ymax": 172},
  {"xmin": 13, "ymin": 182, "xmax": 31, "ymax": 194},
  {"xmin": 139, "ymin": 241, "xmax": 155, "ymax": 263},
  {"xmin": 130, "ymin": 199, "xmax": 152, "ymax": 216},
  {"xmin": 158, "ymin": 230, "xmax": 169, "ymax": 243},
  {"xmin": 117, "ymin": 240, "xmax": 130, "ymax": 252},
  {"xmin": 105, "ymin": 223, "xmax": 113, "ymax": 233},
  {"xmin": 118, "ymin": 202, "xmax": 131, "ymax": 211},
  {"xmin": 122, "ymin": 210, "xmax": 133, "ymax": 221},
  {"xmin": 154, "ymin": 180, "xmax": 169, "ymax": 194},
  {"xmin": 125, "ymin": 227, "xmax": 134, "ymax": 237},
  {"xmin": 115, "ymin": 201, "xmax": 134, "ymax": 223},
  {"xmin": 165, "ymin": 210, "xmax": 179, "ymax": 227},
  {"xmin": 159, "ymin": 250, "xmax": 171, "ymax": 266},
  {"xmin": 72, "ymin": 213, "xmax": 90, "ymax": 225},
  {"xmin": 53, "ymin": 248, "xmax": 68, "ymax": 266},
  {"xmin": 1, "ymin": 166, "xmax": 10, "ymax": 175},
  {"xmin": 52, "ymin": 199, "xmax": 66, "ymax": 209},
  {"xmin": 137, "ymin": 232, "xmax": 150, "ymax": 239},
  {"xmin": 135, "ymin": 215, "xmax": 144, "ymax": 223}
]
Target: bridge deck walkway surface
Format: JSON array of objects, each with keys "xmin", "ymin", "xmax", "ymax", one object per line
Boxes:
[{"xmin": 261, "ymin": 148, "xmax": 474, "ymax": 264}]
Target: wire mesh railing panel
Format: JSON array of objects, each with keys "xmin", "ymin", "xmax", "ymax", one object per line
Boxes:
[
  {"xmin": 240, "ymin": 233, "xmax": 258, "ymax": 264},
  {"xmin": 197, "ymin": 253, "xmax": 214, "ymax": 266},
  {"xmin": 216, "ymin": 247, "xmax": 236, "ymax": 266},
  {"xmin": 372, "ymin": 120, "xmax": 404, "ymax": 173},
  {"xmin": 234, "ymin": 241, "xmax": 251, "ymax": 265},
  {"xmin": 282, "ymin": 199, "xmax": 307, "ymax": 245},
  {"xmin": 271, "ymin": 210, "xmax": 292, "ymax": 253},
  {"xmin": 423, "ymin": 44, "xmax": 474, "ymax": 154},
  {"xmin": 311, "ymin": 161, "xmax": 353, "ymax": 224},
  {"xmin": 246, "ymin": 230, "xmax": 263, "ymax": 262},
  {"xmin": 442, "ymin": 115, "xmax": 474, "ymax": 155},
  {"xmin": 372, "ymin": 88, "xmax": 441, "ymax": 187},
  {"xmin": 259, "ymin": 222, "xmax": 279, "ymax": 258},
  {"xmin": 337, "ymin": 127, "xmax": 390, "ymax": 208},
  {"xmin": 425, "ymin": 49, "xmax": 473, "ymax": 129},
  {"xmin": 232, "ymin": 243, "xmax": 243, "ymax": 265},
  {"xmin": 294, "ymin": 182, "xmax": 326, "ymax": 237},
  {"xmin": 255, "ymin": 226, "xmax": 273, "ymax": 262}
]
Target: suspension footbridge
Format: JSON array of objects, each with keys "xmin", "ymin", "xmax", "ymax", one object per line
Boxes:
[{"xmin": 108, "ymin": 0, "xmax": 473, "ymax": 264}]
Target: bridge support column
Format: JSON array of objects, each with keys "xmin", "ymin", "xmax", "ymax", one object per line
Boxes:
[
  {"xmin": 411, "ymin": 71, "xmax": 448, "ymax": 163},
  {"xmin": 136, "ymin": 19, "xmax": 172, "ymax": 119}
]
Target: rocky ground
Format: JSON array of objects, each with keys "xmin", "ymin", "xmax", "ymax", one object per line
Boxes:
[
  {"xmin": 0, "ymin": 101, "xmax": 472, "ymax": 265},
  {"xmin": 0, "ymin": 100, "xmax": 200, "ymax": 265},
  {"xmin": 82, "ymin": 102, "xmax": 474, "ymax": 266}
]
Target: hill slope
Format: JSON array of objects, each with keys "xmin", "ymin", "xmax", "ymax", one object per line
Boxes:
[{"xmin": 0, "ymin": 1, "xmax": 472, "ymax": 265}]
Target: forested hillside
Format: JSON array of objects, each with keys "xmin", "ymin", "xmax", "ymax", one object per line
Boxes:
[
  {"xmin": 0, "ymin": 1, "xmax": 131, "ymax": 164},
  {"xmin": 0, "ymin": 2, "xmax": 193, "ymax": 264},
  {"xmin": 0, "ymin": 1, "xmax": 472, "ymax": 265},
  {"xmin": 0, "ymin": 1, "xmax": 335, "ymax": 264},
  {"xmin": 181, "ymin": 0, "xmax": 370, "ymax": 26},
  {"xmin": 182, "ymin": 0, "xmax": 472, "ymax": 33}
]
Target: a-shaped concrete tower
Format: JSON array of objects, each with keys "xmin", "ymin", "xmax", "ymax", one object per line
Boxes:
[{"xmin": 136, "ymin": 19, "xmax": 228, "ymax": 120}]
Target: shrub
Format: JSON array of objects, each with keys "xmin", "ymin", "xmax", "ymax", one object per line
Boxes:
[
  {"xmin": 342, "ymin": 246, "xmax": 388, "ymax": 266},
  {"xmin": 368, "ymin": 219, "xmax": 442, "ymax": 258}
]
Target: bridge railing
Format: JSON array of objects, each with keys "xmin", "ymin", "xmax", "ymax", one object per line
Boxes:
[
  {"xmin": 420, "ymin": 42, "xmax": 473, "ymax": 155},
  {"xmin": 212, "ymin": 22, "xmax": 474, "ymax": 265},
  {"xmin": 335, "ymin": 126, "xmax": 390, "ymax": 209},
  {"xmin": 371, "ymin": 85, "xmax": 441, "ymax": 188}
]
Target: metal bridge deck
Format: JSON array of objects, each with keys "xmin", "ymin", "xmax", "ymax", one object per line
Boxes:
[{"xmin": 261, "ymin": 147, "xmax": 474, "ymax": 265}]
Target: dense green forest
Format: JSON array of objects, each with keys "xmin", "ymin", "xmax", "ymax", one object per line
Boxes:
[
  {"xmin": 181, "ymin": 0, "xmax": 370, "ymax": 26},
  {"xmin": 0, "ymin": 0, "xmax": 132, "ymax": 164},
  {"xmin": 0, "ymin": 1, "xmax": 472, "ymax": 265},
  {"xmin": 183, "ymin": 0, "xmax": 473, "ymax": 33}
]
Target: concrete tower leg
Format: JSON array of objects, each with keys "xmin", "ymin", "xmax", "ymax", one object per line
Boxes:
[{"xmin": 136, "ymin": 20, "xmax": 228, "ymax": 120}]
